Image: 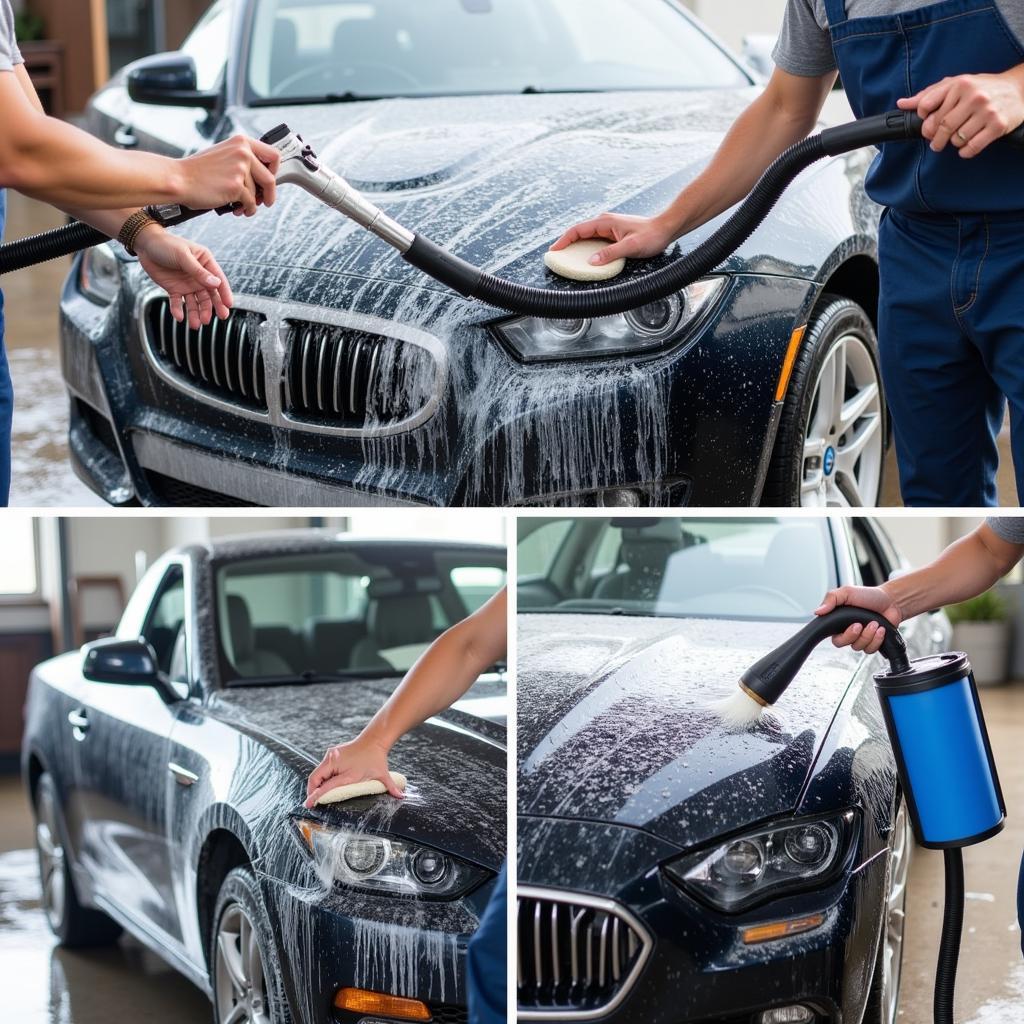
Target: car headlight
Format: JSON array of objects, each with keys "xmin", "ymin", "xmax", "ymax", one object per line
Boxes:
[
  {"xmin": 79, "ymin": 243, "xmax": 121, "ymax": 306},
  {"xmin": 294, "ymin": 819, "xmax": 487, "ymax": 899},
  {"xmin": 664, "ymin": 811, "xmax": 855, "ymax": 912},
  {"xmin": 494, "ymin": 277, "xmax": 726, "ymax": 363}
]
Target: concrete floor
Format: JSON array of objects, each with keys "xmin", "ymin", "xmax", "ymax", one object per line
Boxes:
[
  {"xmin": 2, "ymin": 689, "xmax": 1023, "ymax": 1022},
  {"xmin": 1, "ymin": 192, "xmax": 1018, "ymax": 509}
]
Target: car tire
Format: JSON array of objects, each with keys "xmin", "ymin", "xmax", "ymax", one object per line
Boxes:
[
  {"xmin": 211, "ymin": 866, "xmax": 292, "ymax": 1024},
  {"xmin": 33, "ymin": 772, "xmax": 123, "ymax": 948},
  {"xmin": 863, "ymin": 799, "xmax": 912, "ymax": 1024},
  {"xmin": 762, "ymin": 294, "xmax": 887, "ymax": 508}
]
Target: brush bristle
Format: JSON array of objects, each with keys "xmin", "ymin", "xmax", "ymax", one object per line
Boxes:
[{"xmin": 711, "ymin": 688, "xmax": 765, "ymax": 729}]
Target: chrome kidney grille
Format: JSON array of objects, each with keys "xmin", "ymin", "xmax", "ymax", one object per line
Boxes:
[
  {"xmin": 139, "ymin": 293, "xmax": 446, "ymax": 437},
  {"xmin": 517, "ymin": 887, "xmax": 652, "ymax": 1020},
  {"xmin": 282, "ymin": 321, "xmax": 436, "ymax": 428},
  {"xmin": 145, "ymin": 299, "xmax": 268, "ymax": 412}
]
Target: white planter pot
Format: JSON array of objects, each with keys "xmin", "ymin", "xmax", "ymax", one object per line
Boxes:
[{"xmin": 952, "ymin": 621, "xmax": 1011, "ymax": 686}]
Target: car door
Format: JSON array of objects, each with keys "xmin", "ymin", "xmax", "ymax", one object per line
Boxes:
[
  {"xmin": 87, "ymin": 0, "xmax": 234, "ymax": 156},
  {"xmin": 74, "ymin": 562, "xmax": 191, "ymax": 947}
]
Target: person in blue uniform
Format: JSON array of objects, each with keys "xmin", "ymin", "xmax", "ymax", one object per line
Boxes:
[{"xmin": 554, "ymin": 0, "xmax": 1024, "ymax": 507}]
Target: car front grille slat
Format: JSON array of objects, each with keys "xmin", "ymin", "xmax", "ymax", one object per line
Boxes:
[
  {"xmin": 144, "ymin": 299, "xmax": 268, "ymax": 413},
  {"xmin": 282, "ymin": 320, "xmax": 436, "ymax": 429},
  {"xmin": 142, "ymin": 297, "xmax": 440, "ymax": 432},
  {"xmin": 518, "ymin": 889, "xmax": 651, "ymax": 1020}
]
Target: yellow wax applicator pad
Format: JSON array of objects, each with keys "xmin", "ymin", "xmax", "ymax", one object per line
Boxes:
[
  {"xmin": 314, "ymin": 772, "xmax": 407, "ymax": 805},
  {"xmin": 544, "ymin": 239, "xmax": 626, "ymax": 282}
]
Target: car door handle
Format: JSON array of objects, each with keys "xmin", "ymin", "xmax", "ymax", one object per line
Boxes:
[
  {"xmin": 114, "ymin": 125, "xmax": 138, "ymax": 148},
  {"xmin": 168, "ymin": 762, "xmax": 199, "ymax": 787},
  {"xmin": 67, "ymin": 709, "xmax": 89, "ymax": 739}
]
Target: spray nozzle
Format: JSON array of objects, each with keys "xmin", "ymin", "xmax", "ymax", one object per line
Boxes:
[{"xmin": 741, "ymin": 605, "xmax": 910, "ymax": 708}]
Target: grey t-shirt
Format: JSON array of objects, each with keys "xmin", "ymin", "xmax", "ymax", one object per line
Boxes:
[
  {"xmin": 0, "ymin": 0, "xmax": 23, "ymax": 73},
  {"xmin": 774, "ymin": 0, "xmax": 1024, "ymax": 76},
  {"xmin": 986, "ymin": 517, "xmax": 1024, "ymax": 544}
]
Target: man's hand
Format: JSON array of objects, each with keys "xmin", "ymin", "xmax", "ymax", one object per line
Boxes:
[
  {"xmin": 134, "ymin": 225, "xmax": 232, "ymax": 329},
  {"xmin": 304, "ymin": 735, "xmax": 404, "ymax": 809},
  {"xmin": 814, "ymin": 585, "xmax": 903, "ymax": 655},
  {"xmin": 549, "ymin": 213, "xmax": 675, "ymax": 268},
  {"xmin": 898, "ymin": 68, "xmax": 1024, "ymax": 159},
  {"xmin": 177, "ymin": 136, "xmax": 281, "ymax": 216}
]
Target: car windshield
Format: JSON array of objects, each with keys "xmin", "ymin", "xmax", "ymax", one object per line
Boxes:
[
  {"xmin": 216, "ymin": 547, "xmax": 506, "ymax": 683},
  {"xmin": 246, "ymin": 0, "xmax": 748, "ymax": 104},
  {"xmin": 518, "ymin": 517, "xmax": 837, "ymax": 622}
]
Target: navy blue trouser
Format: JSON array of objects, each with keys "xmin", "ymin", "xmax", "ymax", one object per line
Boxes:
[
  {"xmin": 467, "ymin": 863, "xmax": 506, "ymax": 1024},
  {"xmin": 0, "ymin": 188, "xmax": 11, "ymax": 506},
  {"xmin": 878, "ymin": 209, "xmax": 1024, "ymax": 507}
]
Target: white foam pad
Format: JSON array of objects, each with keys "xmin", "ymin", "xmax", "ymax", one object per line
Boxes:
[
  {"xmin": 315, "ymin": 772, "xmax": 407, "ymax": 805},
  {"xmin": 544, "ymin": 239, "xmax": 626, "ymax": 282}
]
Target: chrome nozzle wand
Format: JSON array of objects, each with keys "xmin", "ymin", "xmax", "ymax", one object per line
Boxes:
[{"xmin": 260, "ymin": 123, "xmax": 414, "ymax": 253}]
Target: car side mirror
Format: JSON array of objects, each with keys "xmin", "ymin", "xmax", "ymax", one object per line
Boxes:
[
  {"xmin": 82, "ymin": 637, "xmax": 179, "ymax": 701},
  {"xmin": 126, "ymin": 52, "xmax": 219, "ymax": 110}
]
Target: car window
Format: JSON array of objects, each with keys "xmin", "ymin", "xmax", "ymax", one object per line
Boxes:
[
  {"xmin": 246, "ymin": 0, "xmax": 748, "ymax": 102},
  {"xmin": 181, "ymin": 0, "xmax": 233, "ymax": 92},
  {"xmin": 518, "ymin": 517, "xmax": 836, "ymax": 621},
  {"xmin": 518, "ymin": 520, "xmax": 573, "ymax": 579},
  {"xmin": 142, "ymin": 566, "xmax": 190, "ymax": 697},
  {"xmin": 216, "ymin": 548, "xmax": 506, "ymax": 682},
  {"xmin": 851, "ymin": 521, "xmax": 892, "ymax": 588}
]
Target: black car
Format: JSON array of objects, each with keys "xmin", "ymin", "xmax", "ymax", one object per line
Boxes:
[
  {"xmin": 22, "ymin": 532, "xmax": 507, "ymax": 1024},
  {"xmin": 516, "ymin": 516, "xmax": 949, "ymax": 1024},
  {"xmin": 61, "ymin": 0, "xmax": 884, "ymax": 509}
]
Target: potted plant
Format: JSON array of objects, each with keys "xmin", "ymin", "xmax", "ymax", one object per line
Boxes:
[{"xmin": 946, "ymin": 589, "xmax": 1012, "ymax": 686}]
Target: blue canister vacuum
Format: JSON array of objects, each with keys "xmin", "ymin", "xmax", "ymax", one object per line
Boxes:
[{"xmin": 720, "ymin": 606, "xmax": 1006, "ymax": 1024}]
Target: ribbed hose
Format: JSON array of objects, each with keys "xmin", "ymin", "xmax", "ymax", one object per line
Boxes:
[
  {"xmin": 405, "ymin": 134, "xmax": 827, "ymax": 318},
  {"xmin": 0, "ymin": 220, "xmax": 111, "ymax": 275},
  {"xmin": 935, "ymin": 848, "xmax": 965, "ymax": 1024}
]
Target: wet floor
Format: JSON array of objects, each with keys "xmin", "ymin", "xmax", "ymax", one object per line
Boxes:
[
  {"xmin": 2, "ymin": 689, "xmax": 1023, "ymax": 1022},
  {"xmin": 2, "ymin": 193, "xmax": 103, "ymax": 507},
  {"xmin": 2, "ymin": 194, "xmax": 1017, "ymax": 509}
]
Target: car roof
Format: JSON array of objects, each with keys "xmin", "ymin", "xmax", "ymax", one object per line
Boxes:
[{"xmin": 174, "ymin": 529, "xmax": 504, "ymax": 563}]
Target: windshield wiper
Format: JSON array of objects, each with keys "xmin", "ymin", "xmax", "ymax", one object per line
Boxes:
[
  {"xmin": 227, "ymin": 667, "xmax": 401, "ymax": 687},
  {"xmin": 521, "ymin": 86, "xmax": 607, "ymax": 95},
  {"xmin": 250, "ymin": 92, "xmax": 391, "ymax": 107}
]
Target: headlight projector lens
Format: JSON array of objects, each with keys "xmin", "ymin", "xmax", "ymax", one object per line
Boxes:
[
  {"xmin": 343, "ymin": 837, "xmax": 387, "ymax": 876},
  {"xmin": 412, "ymin": 849, "xmax": 450, "ymax": 885},
  {"xmin": 624, "ymin": 296, "xmax": 682, "ymax": 336},
  {"xmin": 721, "ymin": 839, "xmax": 764, "ymax": 879},
  {"xmin": 784, "ymin": 823, "xmax": 835, "ymax": 866}
]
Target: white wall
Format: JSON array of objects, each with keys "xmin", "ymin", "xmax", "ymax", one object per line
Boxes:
[
  {"xmin": 683, "ymin": 0, "xmax": 787, "ymax": 53},
  {"xmin": 877, "ymin": 516, "xmax": 983, "ymax": 570}
]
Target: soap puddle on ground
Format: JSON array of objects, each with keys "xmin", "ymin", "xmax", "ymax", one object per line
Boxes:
[{"xmin": 963, "ymin": 964, "xmax": 1024, "ymax": 1024}]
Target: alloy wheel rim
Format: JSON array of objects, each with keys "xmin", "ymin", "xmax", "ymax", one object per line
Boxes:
[
  {"xmin": 35, "ymin": 789, "xmax": 66, "ymax": 930},
  {"xmin": 802, "ymin": 333, "xmax": 884, "ymax": 508},
  {"xmin": 214, "ymin": 902, "xmax": 272, "ymax": 1024},
  {"xmin": 881, "ymin": 801, "xmax": 911, "ymax": 1024}
]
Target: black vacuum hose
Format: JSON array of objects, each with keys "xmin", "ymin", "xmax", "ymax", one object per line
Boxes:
[
  {"xmin": 402, "ymin": 110, "xmax": 1024, "ymax": 317},
  {"xmin": 935, "ymin": 848, "xmax": 965, "ymax": 1024},
  {"xmin": 0, "ymin": 200, "xmax": 237, "ymax": 275}
]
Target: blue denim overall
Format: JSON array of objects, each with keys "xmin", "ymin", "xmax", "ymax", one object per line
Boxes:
[
  {"xmin": 0, "ymin": 187, "xmax": 11, "ymax": 506},
  {"xmin": 467, "ymin": 863, "xmax": 506, "ymax": 1024},
  {"xmin": 825, "ymin": 0, "xmax": 1024, "ymax": 505}
]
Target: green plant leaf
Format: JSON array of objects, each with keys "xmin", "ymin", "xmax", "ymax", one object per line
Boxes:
[{"xmin": 946, "ymin": 588, "xmax": 1009, "ymax": 623}]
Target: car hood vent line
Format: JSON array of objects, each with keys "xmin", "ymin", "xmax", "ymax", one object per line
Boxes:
[
  {"xmin": 137, "ymin": 290, "xmax": 448, "ymax": 439},
  {"xmin": 517, "ymin": 887, "xmax": 652, "ymax": 1020}
]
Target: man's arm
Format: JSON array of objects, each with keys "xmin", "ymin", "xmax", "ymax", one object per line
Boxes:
[
  {"xmin": 0, "ymin": 70, "xmax": 278, "ymax": 213},
  {"xmin": 816, "ymin": 524, "xmax": 1024, "ymax": 654},
  {"xmin": 304, "ymin": 588, "xmax": 508, "ymax": 805},
  {"xmin": 550, "ymin": 67, "xmax": 836, "ymax": 268}
]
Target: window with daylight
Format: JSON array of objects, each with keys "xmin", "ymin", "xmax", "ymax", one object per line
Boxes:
[{"xmin": 0, "ymin": 517, "xmax": 40, "ymax": 598}]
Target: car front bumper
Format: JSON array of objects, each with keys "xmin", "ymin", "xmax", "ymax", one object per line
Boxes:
[
  {"xmin": 517, "ymin": 817, "xmax": 887, "ymax": 1024},
  {"xmin": 60, "ymin": 260, "xmax": 811, "ymax": 507},
  {"xmin": 260, "ymin": 871, "xmax": 496, "ymax": 1024}
]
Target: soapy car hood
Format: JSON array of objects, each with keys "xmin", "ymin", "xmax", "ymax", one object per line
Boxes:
[
  {"xmin": 517, "ymin": 613, "xmax": 868, "ymax": 852},
  {"xmin": 209, "ymin": 675, "xmax": 507, "ymax": 869}
]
